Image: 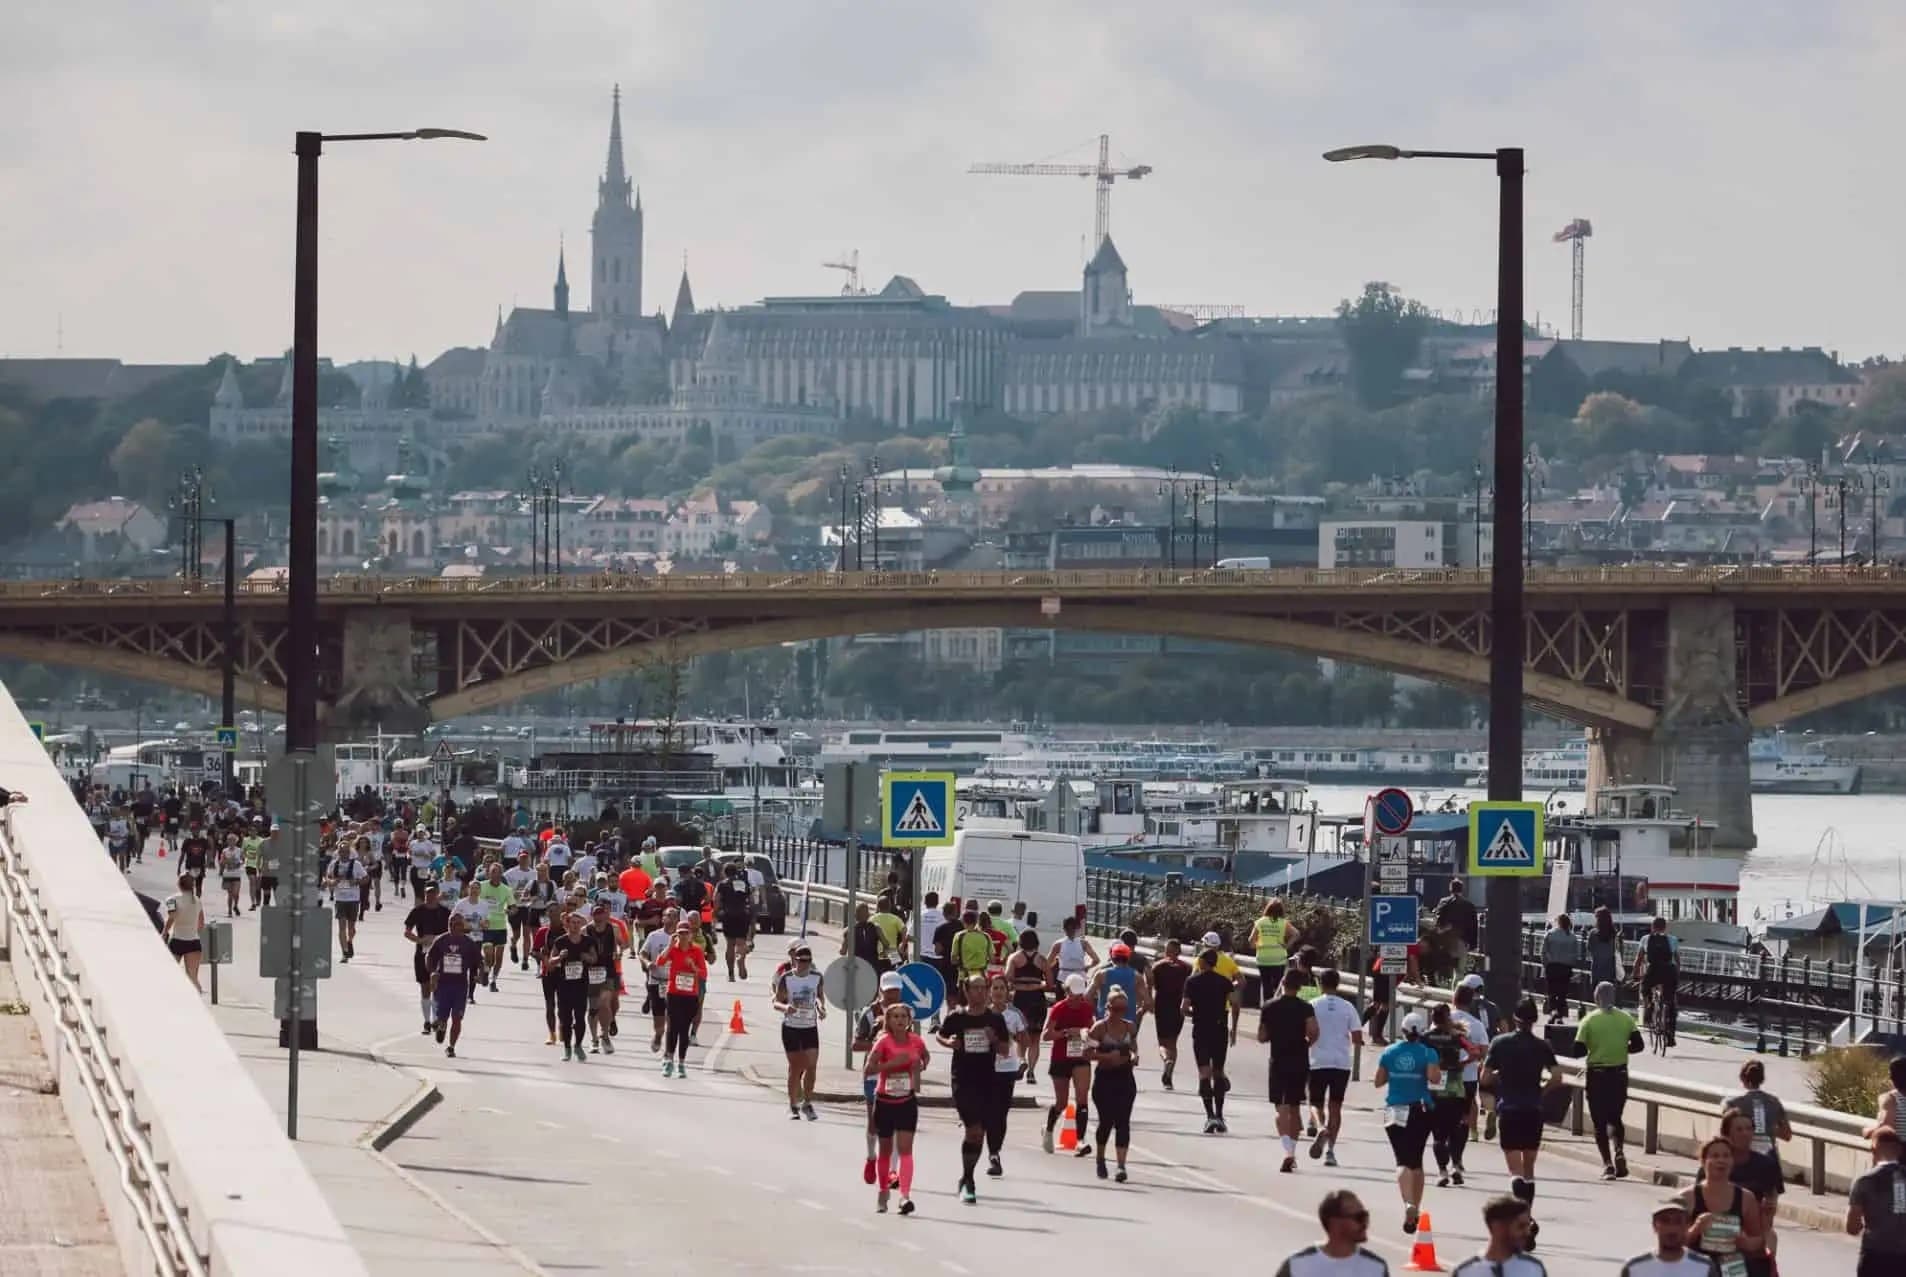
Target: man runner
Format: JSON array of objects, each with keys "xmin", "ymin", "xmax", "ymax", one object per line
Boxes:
[
  {"xmin": 426, "ymin": 912, "xmax": 484, "ymax": 1058},
  {"xmin": 1481, "ymin": 998, "xmax": 1562, "ymax": 1250},
  {"xmin": 325, "ymin": 840, "xmax": 366, "ymax": 962},
  {"xmin": 937, "ymin": 974, "xmax": 1010, "ymax": 1204},
  {"xmin": 403, "ymin": 884, "xmax": 452, "ymax": 1035},
  {"xmin": 1147, "ymin": 937, "xmax": 1191, "ymax": 1091},
  {"xmin": 715, "ymin": 862, "xmax": 755, "ymax": 981},
  {"xmin": 1260, "ymin": 966, "xmax": 1319, "ymax": 1173},
  {"xmin": 477, "ymin": 862, "xmax": 515, "ymax": 993},
  {"xmin": 1307, "ymin": 967, "xmax": 1362, "ymax": 1167}
]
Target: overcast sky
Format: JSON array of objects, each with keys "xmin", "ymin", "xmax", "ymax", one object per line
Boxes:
[{"xmin": 3, "ymin": 1, "xmax": 1900, "ymax": 367}]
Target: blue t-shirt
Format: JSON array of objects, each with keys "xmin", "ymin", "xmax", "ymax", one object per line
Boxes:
[
  {"xmin": 1099, "ymin": 964, "xmax": 1139, "ymax": 1017},
  {"xmin": 1378, "ymin": 1039, "xmax": 1439, "ymax": 1107}
]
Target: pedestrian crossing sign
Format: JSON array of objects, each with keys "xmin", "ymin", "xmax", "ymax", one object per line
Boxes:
[
  {"xmin": 1467, "ymin": 801, "xmax": 1544, "ymax": 877},
  {"xmin": 215, "ymin": 726, "xmax": 239, "ymax": 752},
  {"xmin": 882, "ymin": 771, "xmax": 955, "ymax": 847}
]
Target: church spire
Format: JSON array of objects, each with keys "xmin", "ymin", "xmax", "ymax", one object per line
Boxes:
[
  {"xmin": 554, "ymin": 235, "xmax": 570, "ymax": 316},
  {"xmin": 671, "ymin": 261, "xmax": 695, "ymax": 329},
  {"xmin": 599, "ymin": 83, "xmax": 631, "ymax": 208}
]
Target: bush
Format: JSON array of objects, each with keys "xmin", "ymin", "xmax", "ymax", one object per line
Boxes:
[
  {"xmin": 1807, "ymin": 1046, "xmax": 1894, "ymax": 1117},
  {"xmin": 1130, "ymin": 888, "xmax": 1356, "ymax": 966}
]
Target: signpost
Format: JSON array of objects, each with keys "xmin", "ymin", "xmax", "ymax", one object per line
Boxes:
[
  {"xmin": 822, "ymin": 955, "xmax": 876, "ymax": 1011},
  {"xmin": 215, "ymin": 725, "xmax": 240, "ymax": 752},
  {"xmin": 1371, "ymin": 787, "xmax": 1415, "ymax": 837},
  {"xmin": 1467, "ymin": 802, "xmax": 1545, "ymax": 878},
  {"xmin": 881, "ymin": 772, "xmax": 956, "ymax": 848},
  {"xmin": 1369, "ymin": 893, "xmax": 1420, "ymax": 947},
  {"xmin": 26, "ymin": 721, "xmax": 44, "ymax": 744},
  {"xmin": 894, "ymin": 960, "xmax": 946, "ymax": 1022},
  {"xmin": 266, "ymin": 749, "xmax": 336, "ymax": 1139}
]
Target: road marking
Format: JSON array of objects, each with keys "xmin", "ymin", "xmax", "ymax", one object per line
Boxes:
[
  {"xmin": 708, "ymin": 1165, "xmax": 733, "ymax": 1177},
  {"xmin": 798, "ymin": 1198, "xmax": 826, "ymax": 1212},
  {"xmin": 536, "ymin": 1120, "xmax": 562, "ymax": 1130},
  {"xmin": 940, "ymin": 1263, "xmax": 968, "ymax": 1275},
  {"xmin": 478, "ymin": 1105, "xmax": 510, "ymax": 1116},
  {"xmin": 702, "ymin": 1028, "xmax": 737, "ymax": 1073},
  {"xmin": 593, "ymin": 1133, "xmax": 621, "ymax": 1145},
  {"xmin": 751, "ymin": 1181, "xmax": 776, "ymax": 1192}
]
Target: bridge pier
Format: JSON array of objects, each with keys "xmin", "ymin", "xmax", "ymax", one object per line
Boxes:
[
  {"xmin": 1585, "ymin": 597, "xmax": 1754, "ymax": 850},
  {"xmin": 324, "ymin": 611, "xmax": 428, "ymax": 738}
]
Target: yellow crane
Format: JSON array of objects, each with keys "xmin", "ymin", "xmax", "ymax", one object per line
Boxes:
[{"xmin": 969, "ymin": 133, "xmax": 1152, "ymax": 248}]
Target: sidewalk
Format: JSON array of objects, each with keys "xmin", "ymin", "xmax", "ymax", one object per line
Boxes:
[{"xmin": 0, "ymin": 963, "xmax": 117, "ymax": 1277}]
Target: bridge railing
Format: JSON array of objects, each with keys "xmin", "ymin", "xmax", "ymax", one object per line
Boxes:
[{"xmin": 14, "ymin": 562, "xmax": 1906, "ymax": 601}]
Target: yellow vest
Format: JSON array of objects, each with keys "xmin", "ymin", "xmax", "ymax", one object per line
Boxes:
[{"xmin": 1253, "ymin": 916, "xmax": 1290, "ymax": 967}]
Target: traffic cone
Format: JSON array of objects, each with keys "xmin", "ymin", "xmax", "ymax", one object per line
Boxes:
[
  {"xmin": 728, "ymin": 999, "xmax": 747, "ymax": 1034},
  {"xmin": 1404, "ymin": 1209, "xmax": 1443, "ymax": 1272},
  {"xmin": 1059, "ymin": 1104, "xmax": 1078, "ymax": 1150}
]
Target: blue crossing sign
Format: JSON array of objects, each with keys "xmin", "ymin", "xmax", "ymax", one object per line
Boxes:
[
  {"xmin": 1369, "ymin": 894, "xmax": 1420, "ymax": 945},
  {"xmin": 881, "ymin": 771, "xmax": 955, "ymax": 847},
  {"xmin": 215, "ymin": 725, "xmax": 240, "ymax": 752},
  {"xmin": 1467, "ymin": 802, "xmax": 1544, "ymax": 877},
  {"xmin": 895, "ymin": 961, "xmax": 946, "ymax": 1019}
]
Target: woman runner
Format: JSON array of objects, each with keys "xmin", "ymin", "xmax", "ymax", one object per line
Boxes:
[
  {"xmin": 774, "ymin": 942, "xmax": 825, "ymax": 1120},
  {"xmin": 533, "ymin": 902, "xmax": 562, "ymax": 1046},
  {"xmin": 217, "ymin": 833, "xmax": 245, "ymax": 917},
  {"xmin": 1005, "ymin": 930, "xmax": 1048, "ymax": 1082},
  {"xmin": 656, "ymin": 920, "xmax": 708, "ymax": 1077},
  {"xmin": 1088, "ymin": 984, "xmax": 1139, "ymax": 1182},
  {"xmin": 1681, "ymin": 1135, "xmax": 1765, "ymax": 1277},
  {"xmin": 986, "ymin": 975, "xmax": 1025, "ymax": 1177},
  {"xmin": 864, "ymin": 1002, "xmax": 928, "ymax": 1215},
  {"xmin": 1042, "ymin": 972, "xmax": 1096, "ymax": 1156},
  {"xmin": 1374, "ymin": 1011, "xmax": 1442, "ymax": 1235}
]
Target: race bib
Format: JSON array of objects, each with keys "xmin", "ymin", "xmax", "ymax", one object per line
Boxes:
[
  {"xmin": 441, "ymin": 953, "xmax": 463, "ymax": 975},
  {"xmin": 1063, "ymin": 1035, "xmax": 1087, "ymax": 1060},
  {"xmin": 564, "ymin": 961, "xmax": 584, "ymax": 981},
  {"xmin": 1892, "ymin": 1175, "xmax": 1906, "ymax": 1214},
  {"xmin": 886, "ymin": 1071, "xmax": 913, "ymax": 1097},
  {"xmin": 963, "ymin": 1030, "xmax": 990, "ymax": 1054},
  {"xmin": 1384, "ymin": 1104, "xmax": 1414, "ymax": 1128},
  {"xmin": 588, "ymin": 967, "xmax": 608, "ymax": 986},
  {"xmin": 672, "ymin": 972, "xmax": 698, "ymax": 994}
]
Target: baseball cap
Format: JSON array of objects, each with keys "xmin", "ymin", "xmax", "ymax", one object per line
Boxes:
[
  {"xmin": 1650, "ymin": 1197, "xmax": 1690, "ymax": 1219},
  {"xmin": 1065, "ymin": 973, "xmax": 1089, "ymax": 995},
  {"xmin": 1200, "ymin": 931, "xmax": 1222, "ymax": 948},
  {"xmin": 1400, "ymin": 1011, "xmax": 1427, "ymax": 1035},
  {"xmin": 1460, "ymin": 973, "xmax": 1485, "ymax": 990},
  {"xmin": 1109, "ymin": 941, "xmax": 1132, "ymax": 958},
  {"xmin": 879, "ymin": 972, "xmax": 904, "ymax": 991}
]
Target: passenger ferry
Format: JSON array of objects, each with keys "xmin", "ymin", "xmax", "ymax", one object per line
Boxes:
[
  {"xmin": 978, "ymin": 738, "xmax": 1252, "ymax": 782},
  {"xmin": 1465, "ymin": 740, "xmax": 1590, "ymax": 791},
  {"xmin": 1547, "ymin": 783, "xmax": 1745, "ymax": 946},
  {"xmin": 821, "ymin": 726, "xmax": 1035, "ymax": 776},
  {"xmin": 1251, "ymin": 744, "xmax": 1486, "ymax": 787},
  {"xmin": 1749, "ymin": 732, "xmax": 1861, "ymax": 794}
]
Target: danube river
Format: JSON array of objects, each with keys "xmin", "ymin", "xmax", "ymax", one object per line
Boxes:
[{"xmin": 1299, "ymin": 783, "xmax": 1906, "ymax": 925}]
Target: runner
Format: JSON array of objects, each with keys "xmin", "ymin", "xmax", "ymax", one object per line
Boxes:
[
  {"xmin": 1042, "ymin": 972, "xmax": 1096, "ymax": 1156},
  {"xmin": 1252, "ymin": 898, "xmax": 1297, "ymax": 990},
  {"xmin": 853, "ymin": 973, "xmax": 907, "ymax": 1187},
  {"xmin": 1306, "ymin": 967, "xmax": 1361, "ymax": 1167},
  {"xmin": 1088, "ymin": 940, "xmax": 1151, "ymax": 1027},
  {"xmin": 180, "ymin": 819, "xmax": 211, "ymax": 894},
  {"xmin": 107, "ymin": 806, "xmax": 133, "ymax": 873},
  {"xmin": 241, "ymin": 819, "xmax": 265, "ymax": 909},
  {"xmin": 1723, "ymin": 1060, "xmax": 1792, "ymax": 1181},
  {"xmin": 1576, "ymin": 980, "xmax": 1642, "ymax": 1179},
  {"xmin": 1087, "ymin": 983, "xmax": 1139, "ymax": 1182},
  {"xmin": 425, "ymin": 911, "xmax": 484, "ymax": 1058},
  {"xmin": 1374, "ymin": 1010, "xmax": 1441, "ymax": 1236},
  {"xmin": 1260, "ymin": 966, "xmax": 1319, "ymax": 1173},
  {"xmin": 1275, "ymin": 1189, "xmax": 1387, "ymax": 1277},
  {"xmin": 937, "ymin": 974, "xmax": 1010, "ymax": 1203},
  {"xmin": 162, "ymin": 873, "xmax": 206, "ymax": 993},
  {"xmin": 532, "ymin": 901, "xmax": 562, "ymax": 1045},
  {"xmin": 716, "ymin": 862, "xmax": 755, "ymax": 981},
  {"xmin": 864, "ymin": 1002, "xmax": 927, "ymax": 1215},
  {"xmin": 1448, "ymin": 1195, "xmax": 1545, "ymax": 1277},
  {"xmin": 325, "ymin": 838, "xmax": 367, "ymax": 962},
  {"xmin": 1721, "ymin": 1106, "xmax": 1783, "ymax": 1274},
  {"xmin": 405, "ymin": 823, "xmax": 435, "ymax": 898},
  {"xmin": 216, "ymin": 833, "xmax": 244, "ymax": 918},
  {"xmin": 1182, "ymin": 946, "xmax": 1237, "ymax": 1134},
  {"xmin": 985, "ymin": 974, "xmax": 1024, "ymax": 1178},
  {"xmin": 584, "ymin": 900, "xmax": 620, "ymax": 1054},
  {"xmin": 257, "ymin": 822, "xmax": 280, "ymax": 906},
  {"xmin": 656, "ymin": 919, "xmax": 709, "ymax": 1076},
  {"xmin": 1148, "ymin": 937, "xmax": 1191, "ymax": 1091},
  {"xmin": 546, "ymin": 910, "xmax": 595, "ymax": 1063},
  {"xmin": 1622, "ymin": 1197, "xmax": 1729, "ymax": 1276},
  {"xmin": 477, "ymin": 862, "xmax": 515, "ymax": 993},
  {"xmin": 1425, "ymin": 1002, "xmax": 1482, "ymax": 1188},
  {"xmin": 1480, "ymin": 998, "xmax": 1561, "ymax": 1249},
  {"xmin": 1005, "ymin": 930, "xmax": 1049, "ymax": 1083},
  {"xmin": 773, "ymin": 942, "xmax": 824, "ymax": 1119},
  {"xmin": 950, "ymin": 909, "xmax": 993, "ymax": 988},
  {"xmin": 640, "ymin": 905, "xmax": 680, "ymax": 1052},
  {"xmin": 1847, "ymin": 1128, "xmax": 1906, "ymax": 1277},
  {"xmin": 1680, "ymin": 1135, "xmax": 1766, "ymax": 1277},
  {"xmin": 359, "ymin": 828, "xmax": 383, "ymax": 914},
  {"xmin": 503, "ymin": 849, "xmax": 539, "ymax": 969},
  {"xmin": 1047, "ymin": 916, "xmax": 1098, "ymax": 989}
]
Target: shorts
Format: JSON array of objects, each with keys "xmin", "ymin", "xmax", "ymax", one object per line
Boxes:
[
  {"xmin": 1497, "ymin": 1108, "xmax": 1545, "ymax": 1152},
  {"xmin": 1384, "ymin": 1103, "xmax": 1434, "ymax": 1169},
  {"xmin": 781, "ymin": 1025, "xmax": 820, "ymax": 1053},
  {"xmin": 414, "ymin": 947, "xmax": 437, "ymax": 986},
  {"xmin": 1192, "ymin": 1030, "xmax": 1229, "ymax": 1072},
  {"xmin": 953, "ymin": 1078, "xmax": 991, "ymax": 1128},
  {"xmin": 512, "ymin": 907, "xmax": 539, "ymax": 929},
  {"xmin": 433, "ymin": 983, "xmax": 469, "ymax": 1021},
  {"xmin": 335, "ymin": 901, "xmax": 361, "ymax": 923},
  {"xmin": 720, "ymin": 915, "xmax": 752, "ymax": 940},
  {"xmin": 482, "ymin": 929, "xmax": 507, "ymax": 946},
  {"xmin": 863, "ymin": 1077, "xmax": 878, "ymax": 1102},
  {"xmin": 1048, "ymin": 1055, "xmax": 1090, "ymax": 1080},
  {"xmin": 1153, "ymin": 1007, "xmax": 1184, "ymax": 1043},
  {"xmin": 168, "ymin": 938, "xmax": 202, "ymax": 958},
  {"xmin": 1307, "ymin": 1067, "xmax": 1350, "ymax": 1107},
  {"xmin": 1268, "ymin": 1062, "xmax": 1309, "ymax": 1107},
  {"xmin": 221, "ymin": 873, "xmax": 242, "ymax": 884},
  {"xmin": 1012, "ymin": 989, "xmax": 1049, "ymax": 1036},
  {"xmin": 259, "ymin": 876, "xmax": 278, "ymax": 891},
  {"xmin": 873, "ymin": 1098, "xmax": 919, "ymax": 1137},
  {"xmin": 244, "ymin": 866, "xmax": 257, "ymax": 877}
]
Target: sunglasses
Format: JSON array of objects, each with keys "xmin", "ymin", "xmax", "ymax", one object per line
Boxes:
[{"xmin": 1333, "ymin": 1210, "xmax": 1370, "ymax": 1225}]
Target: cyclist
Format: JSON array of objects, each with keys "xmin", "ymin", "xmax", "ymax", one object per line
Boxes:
[{"xmin": 1632, "ymin": 916, "xmax": 1679, "ymax": 1049}]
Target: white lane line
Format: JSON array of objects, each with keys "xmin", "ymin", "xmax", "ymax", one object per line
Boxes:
[
  {"xmin": 477, "ymin": 1106, "xmax": 510, "ymax": 1116},
  {"xmin": 708, "ymin": 1165, "xmax": 734, "ymax": 1177},
  {"xmin": 536, "ymin": 1120, "xmax": 562, "ymax": 1130},
  {"xmin": 798, "ymin": 1198, "xmax": 826, "ymax": 1212},
  {"xmin": 702, "ymin": 1028, "xmax": 737, "ymax": 1073},
  {"xmin": 896, "ymin": 1240, "xmax": 920, "ymax": 1254},
  {"xmin": 593, "ymin": 1133, "xmax": 622, "ymax": 1145},
  {"xmin": 940, "ymin": 1263, "xmax": 968, "ymax": 1275},
  {"xmin": 751, "ymin": 1181, "xmax": 776, "ymax": 1192}
]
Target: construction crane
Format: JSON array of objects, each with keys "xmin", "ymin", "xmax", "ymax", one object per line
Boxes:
[
  {"xmin": 1553, "ymin": 218, "xmax": 1592, "ymax": 340},
  {"xmin": 969, "ymin": 133, "xmax": 1152, "ymax": 248},
  {"xmin": 822, "ymin": 249, "xmax": 863, "ymax": 296}
]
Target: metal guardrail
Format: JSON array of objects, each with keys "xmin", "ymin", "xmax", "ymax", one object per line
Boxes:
[
  {"xmin": 14, "ymin": 563, "xmax": 1906, "ymax": 602},
  {"xmin": 0, "ymin": 809, "xmax": 209, "ymax": 1276}
]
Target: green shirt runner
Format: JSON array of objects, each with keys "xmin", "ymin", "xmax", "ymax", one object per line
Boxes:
[{"xmin": 1574, "ymin": 1005, "xmax": 1638, "ymax": 1068}]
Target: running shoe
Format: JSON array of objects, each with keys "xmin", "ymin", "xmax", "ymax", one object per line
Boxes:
[
  {"xmin": 563, "ymin": 1045, "xmax": 573, "ymax": 1062},
  {"xmin": 421, "ymin": 1021, "xmax": 432, "ymax": 1036},
  {"xmin": 863, "ymin": 1158, "xmax": 877, "ymax": 1185},
  {"xmin": 1305, "ymin": 1120, "xmax": 1318, "ymax": 1137},
  {"xmin": 603, "ymin": 1038, "xmax": 615, "ymax": 1055},
  {"xmin": 1215, "ymin": 1118, "xmax": 1230, "ymax": 1135},
  {"xmin": 1325, "ymin": 1150, "xmax": 1339, "ymax": 1168},
  {"xmin": 1160, "ymin": 1064, "xmax": 1174, "ymax": 1091},
  {"xmin": 1450, "ymin": 1166, "xmax": 1464, "ymax": 1185},
  {"xmin": 1280, "ymin": 1156, "xmax": 1297, "ymax": 1174},
  {"xmin": 1614, "ymin": 1154, "xmax": 1629, "ymax": 1179},
  {"xmin": 1438, "ymin": 1173, "xmax": 1452, "ymax": 1188},
  {"xmin": 1600, "ymin": 1164, "xmax": 1617, "ymax": 1181},
  {"xmin": 1403, "ymin": 1204, "xmax": 1419, "ymax": 1235},
  {"xmin": 1483, "ymin": 1110, "xmax": 1497, "ymax": 1140},
  {"xmin": 898, "ymin": 1197, "xmax": 915, "ymax": 1216},
  {"xmin": 574, "ymin": 1049, "xmax": 586, "ymax": 1065},
  {"xmin": 663, "ymin": 1059, "xmax": 674, "ymax": 1077},
  {"xmin": 986, "ymin": 1155, "xmax": 1002, "ymax": 1178},
  {"xmin": 546, "ymin": 1033, "xmax": 556, "ymax": 1045},
  {"xmin": 802, "ymin": 1103, "xmax": 817, "ymax": 1121},
  {"xmin": 1041, "ymin": 1125, "xmax": 1054, "ymax": 1154},
  {"xmin": 445, "ymin": 1045, "xmax": 456, "ymax": 1058},
  {"xmin": 1074, "ymin": 1143, "xmax": 1093, "ymax": 1159},
  {"xmin": 434, "ymin": 1022, "xmax": 446, "ymax": 1044},
  {"xmin": 959, "ymin": 1183, "xmax": 976, "ymax": 1205},
  {"xmin": 1114, "ymin": 1168, "xmax": 1127, "ymax": 1183},
  {"xmin": 1202, "ymin": 1117, "xmax": 1218, "ymax": 1135},
  {"xmin": 876, "ymin": 1190, "xmax": 889, "ymax": 1214},
  {"xmin": 1309, "ymin": 1129, "xmax": 1328, "ymax": 1159},
  {"xmin": 789, "ymin": 1106, "xmax": 802, "ymax": 1121}
]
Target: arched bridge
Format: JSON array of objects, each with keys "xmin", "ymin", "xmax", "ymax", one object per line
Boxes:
[{"xmin": 7, "ymin": 564, "xmax": 1906, "ymax": 847}]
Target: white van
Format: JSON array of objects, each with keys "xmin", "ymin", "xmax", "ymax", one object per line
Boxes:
[
  {"xmin": 920, "ymin": 829, "xmax": 1085, "ymax": 937},
  {"xmin": 1214, "ymin": 556, "xmax": 1271, "ymax": 570}
]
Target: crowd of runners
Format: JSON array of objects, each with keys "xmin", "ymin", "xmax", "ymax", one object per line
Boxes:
[{"xmin": 82, "ymin": 778, "xmax": 1906, "ymax": 1270}]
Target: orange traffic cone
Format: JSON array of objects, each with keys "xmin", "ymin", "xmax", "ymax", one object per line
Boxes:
[
  {"xmin": 728, "ymin": 999, "xmax": 747, "ymax": 1034},
  {"xmin": 1404, "ymin": 1209, "xmax": 1443, "ymax": 1272},
  {"xmin": 1059, "ymin": 1104, "xmax": 1078, "ymax": 1150}
]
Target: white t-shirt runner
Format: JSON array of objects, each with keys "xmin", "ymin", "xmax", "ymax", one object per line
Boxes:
[
  {"xmin": 1309, "ymin": 993, "xmax": 1361, "ymax": 1071},
  {"xmin": 330, "ymin": 858, "xmax": 363, "ymax": 903},
  {"xmin": 1273, "ymin": 1246, "xmax": 1390, "ymax": 1277},
  {"xmin": 780, "ymin": 970, "xmax": 823, "ymax": 1029}
]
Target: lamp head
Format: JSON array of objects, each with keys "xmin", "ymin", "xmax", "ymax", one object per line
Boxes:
[
  {"xmin": 1323, "ymin": 144, "xmax": 1404, "ymax": 162},
  {"xmin": 412, "ymin": 128, "xmax": 487, "ymax": 142}
]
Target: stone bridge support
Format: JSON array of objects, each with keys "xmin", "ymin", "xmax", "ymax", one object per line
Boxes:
[
  {"xmin": 1586, "ymin": 598, "xmax": 1755, "ymax": 849},
  {"xmin": 324, "ymin": 610, "xmax": 427, "ymax": 738}
]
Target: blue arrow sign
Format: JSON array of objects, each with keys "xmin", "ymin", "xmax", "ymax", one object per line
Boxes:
[
  {"xmin": 895, "ymin": 961, "xmax": 945, "ymax": 1019},
  {"xmin": 1369, "ymin": 894, "xmax": 1420, "ymax": 945}
]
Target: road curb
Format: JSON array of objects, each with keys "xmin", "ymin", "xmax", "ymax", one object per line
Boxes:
[
  {"xmin": 737, "ymin": 1061, "xmax": 1039, "ymax": 1108},
  {"xmin": 360, "ymin": 1073, "xmax": 442, "ymax": 1153}
]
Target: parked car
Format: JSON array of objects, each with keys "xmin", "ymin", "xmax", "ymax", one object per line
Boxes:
[{"xmin": 708, "ymin": 851, "xmax": 789, "ymax": 933}]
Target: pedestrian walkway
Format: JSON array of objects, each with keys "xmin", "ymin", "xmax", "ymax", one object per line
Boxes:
[{"xmin": 0, "ymin": 962, "xmax": 118, "ymax": 1277}]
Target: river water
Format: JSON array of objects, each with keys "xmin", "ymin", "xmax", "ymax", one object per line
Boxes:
[{"xmin": 1298, "ymin": 783, "xmax": 1906, "ymax": 928}]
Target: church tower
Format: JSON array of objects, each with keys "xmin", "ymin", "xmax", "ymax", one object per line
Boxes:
[
  {"xmin": 554, "ymin": 237, "xmax": 570, "ymax": 317},
  {"xmin": 591, "ymin": 85, "xmax": 643, "ymax": 320},
  {"xmin": 1081, "ymin": 235, "xmax": 1132, "ymax": 336}
]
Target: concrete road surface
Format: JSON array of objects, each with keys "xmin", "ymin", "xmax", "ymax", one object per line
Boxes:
[{"xmin": 130, "ymin": 856, "xmax": 1864, "ymax": 1275}]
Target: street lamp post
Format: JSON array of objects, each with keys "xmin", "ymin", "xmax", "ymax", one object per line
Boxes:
[
  {"xmin": 551, "ymin": 459, "xmax": 565, "ymax": 578},
  {"xmin": 180, "ymin": 515, "xmax": 240, "ymax": 797},
  {"xmin": 1865, "ymin": 446, "xmax": 1890, "ymax": 564},
  {"xmin": 1472, "ymin": 461, "xmax": 1485, "ymax": 568},
  {"xmin": 1209, "ymin": 454, "xmax": 1225, "ymax": 565},
  {"xmin": 867, "ymin": 454, "xmax": 881, "ymax": 570},
  {"xmin": 1831, "ymin": 477, "xmax": 1850, "ymax": 569},
  {"xmin": 1326, "ymin": 141, "xmax": 1525, "ymax": 1011},
  {"xmin": 1157, "ymin": 465, "xmax": 1181, "ymax": 568},
  {"xmin": 1800, "ymin": 463, "xmax": 1820, "ymax": 565},
  {"xmin": 835, "ymin": 463, "xmax": 851, "ymax": 573},
  {"xmin": 285, "ymin": 124, "xmax": 482, "ymax": 1105}
]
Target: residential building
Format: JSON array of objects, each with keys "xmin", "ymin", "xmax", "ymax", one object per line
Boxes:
[
  {"xmin": 57, "ymin": 497, "xmax": 168, "ymax": 558},
  {"xmin": 1318, "ymin": 520, "xmax": 1454, "ymax": 569},
  {"xmin": 1680, "ymin": 346, "xmax": 1862, "ymax": 418}
]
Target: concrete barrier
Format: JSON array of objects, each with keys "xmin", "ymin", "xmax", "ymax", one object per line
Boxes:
[{"xmin": 0, "ymin": 689, "xmax": 366, "ymax": 1277}]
